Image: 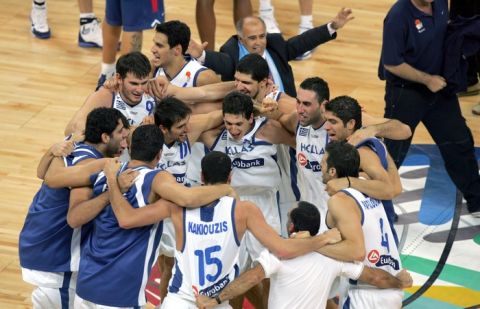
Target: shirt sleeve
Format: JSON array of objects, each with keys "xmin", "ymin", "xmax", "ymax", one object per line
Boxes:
[
  {"xmin": 340, "ymin": 261, "xmax": 364, "ymax": 280},
  {"xmin": 381, "ymin": 12, "xmax": 408, "ymax": 66},
  {"xmin": 255, "ymin": 249, "xmax": 282, "ymax": 278}
]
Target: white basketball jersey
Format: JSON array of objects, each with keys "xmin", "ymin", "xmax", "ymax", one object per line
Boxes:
[
  {"xmin": 211, "ymin": 117, "xmax": 281, "ymax": 192},
  {"xmin": 112, "ymin": 92, "xmax": 155, "ymax": 126},
  {"xmin": 156, "ymin": 57, "xmax": 209, "ymax": 186},
  {"xmin": 156, "ymin": 139, "xmax": 191, "ymax": 185},
  {"xmin": 168, "ymin": 196, "xmax": 240, "ymax": 302},
  {"xmin": 155, "ymin": 57, "xmax": 207, "ymax": 87},
  {"xmin": 296, "ymin": 123, "xmax": 330, "ymax": 231},
  {"xmin": 341, "ymin": 188, "xmax": 402, "ymax": 289}
]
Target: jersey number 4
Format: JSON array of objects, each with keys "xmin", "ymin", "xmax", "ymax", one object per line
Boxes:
[{"xmin": 194, "ymin": 245, "xmax": 223, "ymax": 286}]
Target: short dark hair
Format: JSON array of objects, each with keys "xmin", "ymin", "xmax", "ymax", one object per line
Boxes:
[
  {"xmin": 154, "ymin": 97, "xmax": 192, "ymax": 130},
  {"xmin": 236, "ymin": 54, "xmax": 269, "ymax": 82},
  {"xmin": 84, "ymin": 108, "xmax": 129, "ymax": 144},
  {"xmin": 290, "ymin": 201, "xmax": 321, "ymax": 236},
  {"xmin": 201, "ymin": 151, "xmax": 232, "ymax": 185},
  {"xmin": 299, "ymin": 77, "xmax": 330, "ymax": 102},
  {"xmin": 325, "ymin": 96, "xmax": 362, "ymax": 130},
  {"xmin": 130, "ymin": 125, "xmax": 164, "ymax": 162},
  {"xmin": 155, "ymin": 20, "xmax": 191, "ymax": 54},
  {"xmin": 325, "ymin": 141, "xmax": 360, "ymax": 178},
  {"xmin": 222, "ymin": 91, "xmax": 254, "ymax": 119},
  {"xmin": 116, "ymin": 51, "xmax": 151, "ymax": 80}
]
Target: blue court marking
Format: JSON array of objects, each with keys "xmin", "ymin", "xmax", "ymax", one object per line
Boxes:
[{"xmin": 401, "ymin": 145, "xmax": 480, "ymax": 226}]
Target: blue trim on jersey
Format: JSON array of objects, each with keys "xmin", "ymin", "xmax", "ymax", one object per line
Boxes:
[
  {"xmin": 356, "ymin": 138, "xmax": 388, "ymax": 169},
  {"xmin": 288, "ymin": 147, "xmax": 301, "ymax": 200},
  {"xmin": 231, "ymin": 199, "xmax": 240, "ymax": 246},
  {"xmin": 200, "ymin": 202, "xmax": 217, "ymax": 222},
  {"xmin": 181, "ymin": 207, "xmax": 187, "ymax": 253},
  {"xmin": 340, "ymin": 189, "xmax": 365, "ymax": 226},
  {"xmin": 343, "ymin": 296, "xmax": 351, "ymax": 309},
  {"xmin": 192, "ymin": 67, "xmax": 207, "ymax": 86},
  {"xmin": 170, "ymin": 61, "xmax": 189, "ymax": 82},
  {"xmin": 60, "ymin": 271, "xmax": 72, "ymax": 309},
  {"xmin": 169, "ymin": 258, "xmax": 183, "ymax": 293},
  {"xmin": 209, "ymin": 130, "xmax": 226, "ymax": 151},
  {"xmin": 234, "ymin": 264, "xmax": 240, "ymax": 278}
]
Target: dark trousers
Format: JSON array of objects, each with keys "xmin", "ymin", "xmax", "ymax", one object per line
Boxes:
[
  {"xmin": 383, "ymin": 83, "xmax": 480, "ymax": 208},
  {"xmin": 450, "ymin": 0, "xmax": 480, "ymax": 86}
]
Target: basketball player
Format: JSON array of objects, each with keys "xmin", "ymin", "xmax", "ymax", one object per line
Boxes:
[
  {"xmin": 65, "ymin": 51, "xmax": 155, "ymax": 136},
  {"xmin": 318, "ymin": 141, "xmax": 404, "ymax": 308},
  {"xmin": 18, "ymin": 107, "xmax": 129, "ymax": 308},
  {"xmin": 101, "ymin": 150, "xmax": 340, "ymax": 308}
]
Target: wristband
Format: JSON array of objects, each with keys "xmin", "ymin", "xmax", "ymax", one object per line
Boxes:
[{"xmin": 215, "ymin": 295, "xmax": 222, "ymax": 304}]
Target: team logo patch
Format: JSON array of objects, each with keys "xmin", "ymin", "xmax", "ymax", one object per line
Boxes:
[
  {"xmin": 367, "ymin": 249, "xmax": 380, "ymax": 263},
  {"xmin": 298, "ymin": 127, "xmax": 309, "ymax": 137},
  {"xmin": 297, "ymin": 152, "xmax": 307, "ymax": 166},
  {"xmin": 415, "ymin": 19, "xmax": 425, "ymax": 33},
  {"xmin": 375, "ymin": 254, "xmax": 400, "ymax": 270}
]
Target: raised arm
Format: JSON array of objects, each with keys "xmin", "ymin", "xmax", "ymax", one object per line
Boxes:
[
  {"xmin": 188, "ymin": 110, "xmax": 223, "ymax": 145},
  {"xmin": 104, "ymin": 160, "xmax": 174, "ymax": 229},
  {"xmin": 153, "ymin": 171, "xmax": 236, "ymax": 207},
  {"xmin": 196, "ymin": 264, "xmax": 265, "ymax": 309},
  {"xmin": 359, "ymin": 268, "xmax": 412, "ymax": 289},
  {"xmin": 44, "ymin": 157, "xmax": 108, "ymax": 189},
  {"xmin": 64, "ymin": 89, "xmax": 113, "ymax": 136},
  {"xmin": 243, "ymin": 201, "xmax": 340, "ymax": 259},
  {"xmin": 356, "ymin": 113, "xmax": 412, "ymax": 141},
  {"xmin": 37, "ymin": 139, "xmax": 75, "ymax": 179},
  {"xmin": 317, "ymin": 194, "xmax": 365, "ymax": 262}
]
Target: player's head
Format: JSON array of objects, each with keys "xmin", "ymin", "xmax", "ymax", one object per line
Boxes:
[
  {"xmin": 84, "ymin": 107, "xmax": 130, "ymax": 158},
  {"xmin": 287, "ymin": 201, "xmax": 321, "ymax": 237},
  {"xmin": 154, "ymin": 97, "xmax": 192, "ymax": 144},
  {"xmin": 234, "ymin": 54, "xmax": 269, "ymax": 100},
  {"xmin": 297, "ymin": 77, "xmax": 330, "ymax": 127},
  {"xmin": 324, "ymin": 96, "xmax": 362, "ymax": 141},
  {"xmin": 321, "ymin": 141, "xmax": 360, "ymax": 184},
  {"xmin": 115, "ymin": 52, "xmax": 151, "ymax": 105},
  {"xmin": 201, "ymin": 151, "xmax": 232, "ymax": 185},
  {"xmin": 152, "ymin": 20, "xmax": 191, "ymax": 67},
  {"xmin": 222, "ymin": 92, "xmax": 254, "ymax": 141},
  {"xmin": 130, "ymin": 125, "xmax": 164, "ymax": 164},
  {"xmin": 236, "ymin": 16, "xmax": 267, "ymax": 55}
]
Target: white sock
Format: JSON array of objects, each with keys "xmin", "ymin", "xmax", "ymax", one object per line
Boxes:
[
  {"xmin": 80, "ymin": 13, "xmax": 95, "ymax": 19},
  {"xmin": 259, "ymin": 0, "xmax": 273, "ymax": 12},
  {"xmin": 300, "ymin": 15, "xmax": 313, "ymax": 30},
  {"xmin": 33, "ymin": 0, "xmax": 46, "ymax": 7},
  {"xmin": 101, "ymin": 63, "xmax": 116, "ymax": 77}
]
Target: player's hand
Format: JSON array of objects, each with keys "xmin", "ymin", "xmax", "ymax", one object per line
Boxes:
[
  {"xmin": 195, "ymin": 294, "xmax": 217, "ymax": 309},
  {"xmin": 331, "ymin": 7, "xmax": 354, "ymax": 30},
  {"xmin": 51, "ymin": 140, "xmax": 75, "ymax": 157},
  {"xmin": 146, "ymin": 76, "xmax": 170, "ymax": 99},
  {"xmin": 323, "ymin": 227, "xmax": 342, "ymax": 244},
  {"xmin": 396, "ymin": 269, "xmax": 413, "ymax": 288},
  {"xmin": 325, "ymin": 177, "xmax": 349, "ymax": 196},
  {"xmin": 141, "ymin": 115, "xmax": 155, "ymax": 125},
  {"xmin": 265, "ymin": 79, "xmax": 279, "ymax": 94},
  {"xmin": 425, "ymin": 75, "xmax": 447, "ymax": 93},
  {"xmin": 188, "ymin": 39, "xmax": 208, "ymax": 59},
  {"xmin": 102, "ymin": 76, "xmax": 120, "ymax": 92},
  {"xmin": 104, "ymin": 158, "xmax": 121, "ymax": 180},
  {"xmin": 347, "ymin": 126, "xmax": 376, "ymax": 146},
  {"xmin": 117, "ymin": 168, "xmax": 139, "ymax": 193},
  {"xmin": 226, "ymin": 186, "xmax": 240, "ymax": 201}
]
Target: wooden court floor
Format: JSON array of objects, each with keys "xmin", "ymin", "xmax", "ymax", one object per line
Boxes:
[{"xmin": 0, "ymin": 0, "xmax": 478, "ymax": 307}]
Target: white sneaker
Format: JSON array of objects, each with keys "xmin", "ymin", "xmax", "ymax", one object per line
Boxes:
[
  {"xmin": 295, "ymin": 25, "xmax": 313, "ymax": 60},
  {"xmin": 260, "ymin": 8, "xmax": 281, "ymax": 34},
  {"xmin": 30, "ymin": 4, "xmax": 51, "ymax": 39},
  {"xmin": 79, "ymin": 18, "xmax": 103, "ymax": 48}
]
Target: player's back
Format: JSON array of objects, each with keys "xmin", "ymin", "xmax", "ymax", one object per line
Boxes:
[
  {"xmin": 76, "ymin": 164, "xmax": 163, "ymax": 307},
  {"xmin": 164, "ymin": 196, "xmax": 240, "ymax": 306}
]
